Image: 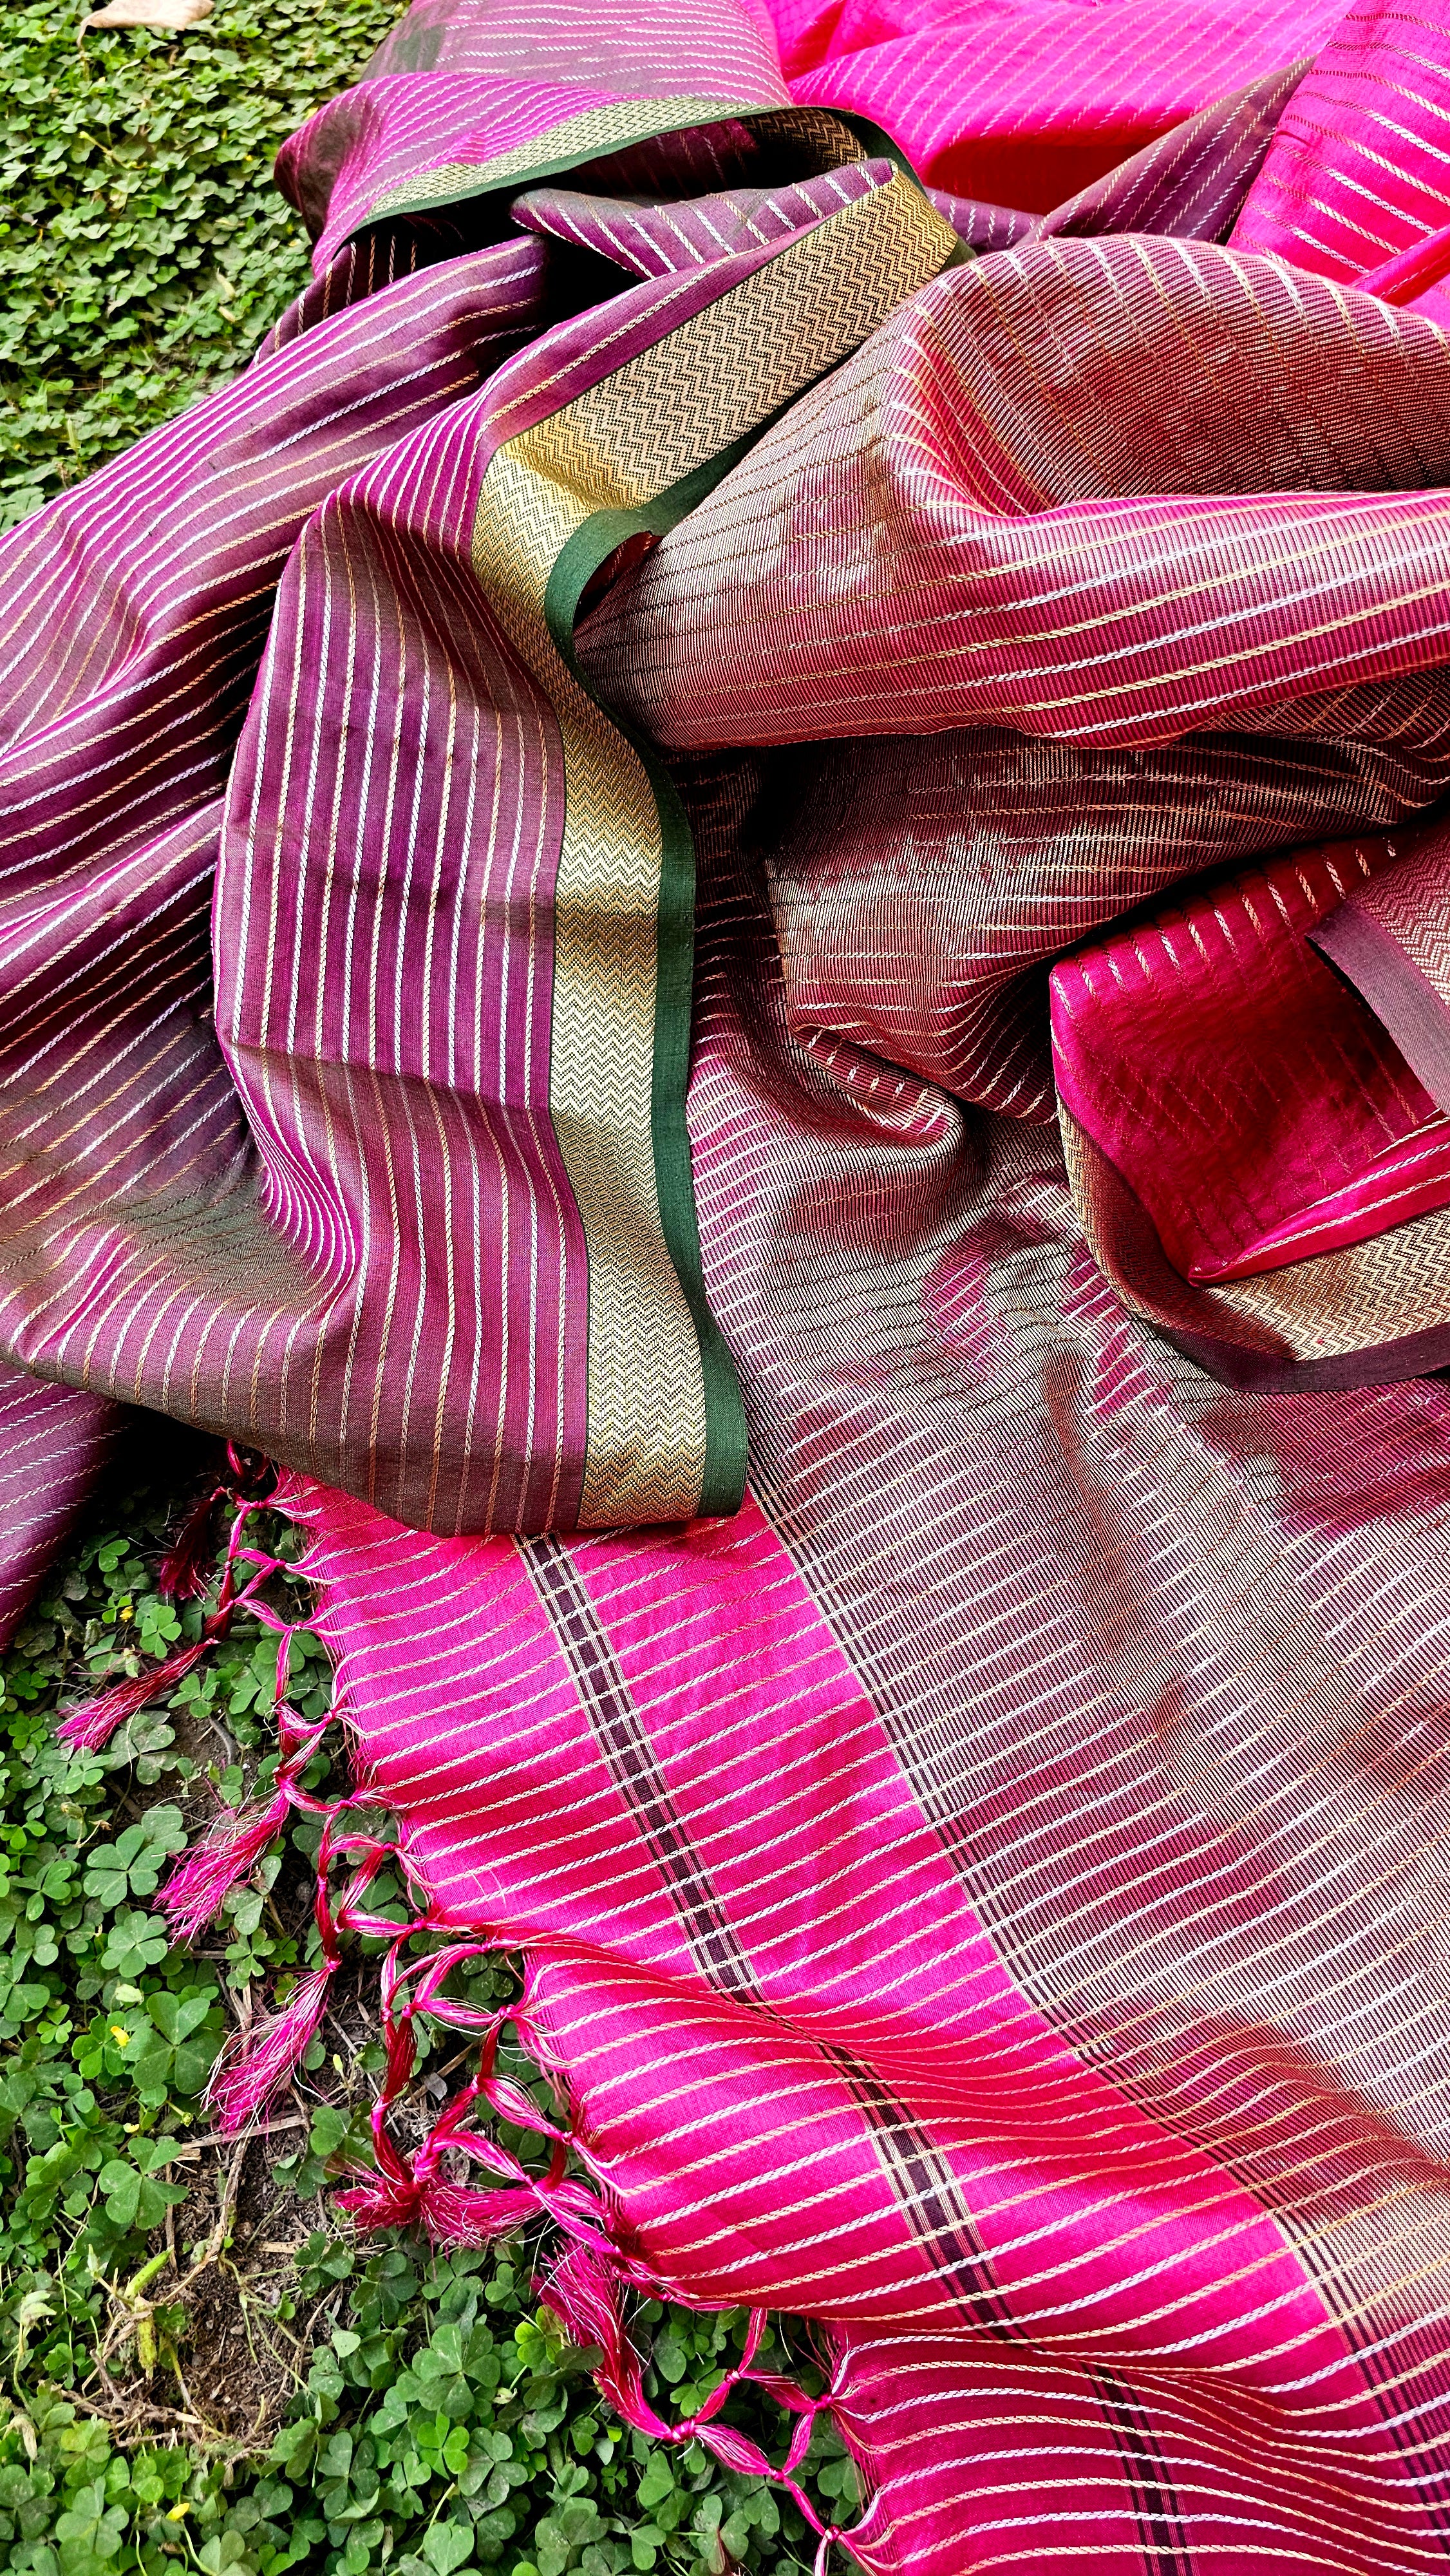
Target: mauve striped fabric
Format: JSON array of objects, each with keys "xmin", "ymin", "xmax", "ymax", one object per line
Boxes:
[
  {"xmin": 276, "ymin": 0, "xmax": 791, "ymax": 270},
  {"xmin": 0, "ymin": 243, "xmax": 556, "ymax": 1529},
  {"xmin": 755, "ymin": 728, "xmax": 1450, "ymax": 1124},
  {"xmin": 20, "ymin": 0, "xmax": 1450, "ymax": 2566},
  {"xmin": 576, "ymin": 234, "xmax": 1450, "ymax": 750},
  {"xmin": 512, "ymin": 156, "xmax": 896, "ymax": 275},
  {"xmin": 0, "ymin": 1373, "xmax": 120, "ymax": 1646}
]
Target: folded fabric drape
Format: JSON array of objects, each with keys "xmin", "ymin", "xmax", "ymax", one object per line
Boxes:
[
  {"xmin": 1052, "ymin": 832, "xmax": 1450, "ymax": 1287},
  {"xmin": 1312, "ymin": 824, "xmax": 1450, "ymax": 1109},
  {"xmin": 14, "ymin": 0, "xmax": 1450, "ymax": 2566}
]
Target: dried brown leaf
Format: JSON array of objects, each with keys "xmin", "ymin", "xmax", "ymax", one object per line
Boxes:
[{"xmin": 83, "ymin": 0, "xmax": 213, "ymax": 30}]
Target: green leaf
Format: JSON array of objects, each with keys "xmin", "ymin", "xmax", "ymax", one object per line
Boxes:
[
  {"xmin": 223, "ymin": 1884, "xmax": 264, "ymax": 1937},
  {"xmin": 169, "ymin": 2035, "xmax": 215, "ymax": 2094},
  {"xmin": 558, "ymin": 2501, "xmax": 604, "ymax": 2547},
  {"xmin": 149, "ymin": 1989, "xmax": 209, "ymax": 2043},
  {"xmin": 98, "ymin": 1907, "xmax": 169, "ymax": 1975},
  {"xmin": 636, "ymin": 2456, "xmax": 673, "ymax": 2512},
  {"xmin": 80, "ymin": 1857, "xmax": 127, "ymax": 1908},
  {"xmin": 420, "ymin": 2522, "xmax": 474, "ymax": 2573},
  {"xmin": 99, "ymin": 2161, "xmax": 142, "ymax": 2230},
  {"xmin": 308, "ymin": 2105, "xmax": 348, "ymax": 2159},
  {"xmin": 138, "ymin": 1801, "xmax": 187, "ymax": 1852},
  {"xmin": 429, "ymin": 2318, "xmax": 467, "ymax": 2372}
]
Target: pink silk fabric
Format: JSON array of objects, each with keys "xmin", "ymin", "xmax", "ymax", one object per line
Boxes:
[
  {"xmin": 1229, "ymin": 0, "xmax": 1450, "ymax": 279},
  {"xmin": 16, "ymin": 0, "xmax": 1450, "ymax": 2568},
  {"xmin": 775, "ymin": 0, "xmax": 1344, "ymax": 205},
  {"xmin": 290, "ymin": 1444, "xmax": 1450, "ymax": 2574},
  {"xmin": 1049, "ymin": 831, "xmax": 1450, "ymax": 1282}
]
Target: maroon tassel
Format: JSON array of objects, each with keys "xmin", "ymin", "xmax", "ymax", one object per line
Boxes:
[
  {"xmin": 337, "ymin": 2169, "xmax": 537, "ymax": 2246},
  {"xmin": 59, "ymin": 1485, "xmax": 282, "ymax": 1753},
  {"xmin": 57, "ymin": 1637, "xmax": 212, "ymax": 1752},
  {"xmin": 539, "ymin": 2247, "xmax": 818, "ymax": 2498},
  {"xmin": 157, "ymin": 1482, "xmax": 226, "ymax": 1604},
  {"xmin": 415, "ymin": 2177, "xmax": 542, "ymax": 2246}
]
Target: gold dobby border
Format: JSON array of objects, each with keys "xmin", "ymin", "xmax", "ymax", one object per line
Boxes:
[
  {"xmin": 471, "ymin": 175, "xmax": 958, "ymax": 1522},
  {"xmin": 362, "ymin": 96, "xmax": 779, "ymax": 228}
]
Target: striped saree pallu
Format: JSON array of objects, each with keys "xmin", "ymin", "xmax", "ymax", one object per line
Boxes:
[{"xmin": 17, "ymin": 0, "xmax": 1450, "ymax": 2564}]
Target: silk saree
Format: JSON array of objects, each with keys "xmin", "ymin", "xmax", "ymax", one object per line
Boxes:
[{"xmin": 14, "ymin": 0, "xmax": 1450, "ymax": 2564}]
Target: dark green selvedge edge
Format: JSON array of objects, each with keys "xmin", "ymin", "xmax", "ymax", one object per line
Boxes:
[
  {"xmin": 346, "ymin": 96, "xmax": 786, "ymax": 237},
  {"xmin": 533, "ymin": 135, "xmax": 969, "ymax": 1517},
  {"xmin": 543, "ymin": 437, "xmax": 763, "ymax": 1520},
  {"xmin": 345, "ymin": 94, "xmax": 977, "ymax": 257}
]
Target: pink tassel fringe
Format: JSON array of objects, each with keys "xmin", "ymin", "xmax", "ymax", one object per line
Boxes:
[
  {"xmin": 61, "ymin": 1457, "xmax": 286, "ymax": 1753},
  {"xmin": 540, "ymin": 2240, "xmax": 668, "ymax": 2438},
  {"xmin": 538, "ymin": 2240, "xmax": 843, "ymax": 2557},
  {"xmin": 337, "ymin": 2169, "xmax": 540, "ymax": 2245},
  {"xmin": 208, "ymin": 1960, "xmax": 337, "ymax": 2132},
  {"xmin": 157, "ymin": 1786, "xmax": 290, "ymax": 1942},
  {"xmin": 57, "ymin": 1638, "xmax": 211, "ymax": 1752},
  {"xmin": 124, "ymin": 1479, "xmax": 860, "ymax": 2568}
]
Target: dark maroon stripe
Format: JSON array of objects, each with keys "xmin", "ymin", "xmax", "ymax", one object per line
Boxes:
[
  {"xmin": 518, "ymin": 1531, "xmax": 1016, "ymax": 2336},
  {"xmin": 819, "ymin": 2040, "xmax": 1019, "ymax": 2338},
  {"xmin": 1093, "ymin": 2365, "xmax": 1194, "ymax": 2576},
  {"xmin": 518, "ymin": 1532, "xmax": 759, "ymax": 1999}
]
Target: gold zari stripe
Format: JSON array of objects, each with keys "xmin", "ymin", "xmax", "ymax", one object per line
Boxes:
[
  {"xmin": 472, "ymin": 171, "xmax": 957, "ymax": 1523},
  {"xmin": 363, "ymin": 96, "xmax": 787, "ymax": 226}
]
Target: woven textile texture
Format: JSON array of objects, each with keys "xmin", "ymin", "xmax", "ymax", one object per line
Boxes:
[{"xmin": 15, "ymin": 0, "xmax": 1450, "ymax": 2568}]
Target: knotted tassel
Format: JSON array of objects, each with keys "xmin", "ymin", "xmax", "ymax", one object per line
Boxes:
[
  {"xmin": 156, "ymin": 1701, "xmax": 330, "ymax": 1940},
  {"xmin": 539, "ymin": 2244, "xmax": 836, "ymax": 2534},
  {"xmin": 540, "ymin": 2241, "xmax": 774, "ymax": 2481},
  {"xmin": 156, "ymin": 1783, "xmax": 291, "ymax": 1943},
  {"xmin": 60, "ymin": 1461, "xmax": 287, "ymax": 1754},
  {"xmin": 159, "ymin": 1444, "xmax": 274, "ymax": 1603},
  {"xmin": 339, "ymin": 2043, "xmax": 547, "ymax": 2247},
  {"xmin": 416, "ymin": 2176, "xmax": 544, "ymax": 2246},
  {"xmin": 344, "ymin": 2116, "xmax": 628, "ymax": 2264},
  {"xmin": 59, "ymin": 1553, "xmax": 296, "ymax": 1756},
  {"xmin": 335, "ymin": 2117, "xmax": 427, "ymax": 2233},
  {"xmin": 338, "ymin": 2165, "xmax": 539, "ymax": 2246},
  {"xmin": 539, "ymin": 2241, "xmax": 671, "ymax": 2438},
  {"xmin": 208, "ymin": 1959, "xmax": 337, "ymax": 2132}
]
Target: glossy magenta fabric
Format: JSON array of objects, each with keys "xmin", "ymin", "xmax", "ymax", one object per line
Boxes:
[
  {"xmin": 774, "ymin": 0, "xmax": 1343, "ymax": 205},
  {"xmin": 1049, "ymin": 831, "xmax": 1450, "ymax": 1283},
  {"xmin": 15, "ymin": 0, "xmax": 1450, "ymax": 2568}
]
